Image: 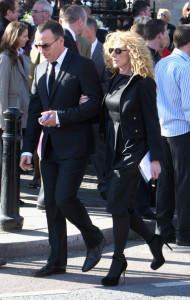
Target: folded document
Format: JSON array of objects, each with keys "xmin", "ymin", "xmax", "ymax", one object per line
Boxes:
[{"xmin": 139, "ymin": 151, "xmax": 152, "ymax": 183}]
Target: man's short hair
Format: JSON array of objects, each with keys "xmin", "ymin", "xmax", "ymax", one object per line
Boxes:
[
  {"xmin": 173, "ymin": 24, "xmax": 190, "ymax": 48},
  {"xmin": 59, "ymin": 5, "xmax": 86, "ymax": 24},
  {"xmin": 132, "ymin": 0, "xmax": 150, "ymax": 17},
  {"xmin": 144, "ymin": 19, "xmax": 166, "ymax": 40},
  {"xmin": 86, "ymin": 16, "xmax": 98, "ymax": 33},
  {"xmin": 38, "ymin": 19, "xmax": 64, "ymax": 38},
  {"xmin": 34, "ymin": 0, "xmax": 53, "ymax": 17},
  {"xmin": 0, "ymin": 0, "xmax": 15, "ymax": 16}
]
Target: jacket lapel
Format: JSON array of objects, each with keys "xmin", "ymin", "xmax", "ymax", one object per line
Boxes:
[
  {"xmin": 49, "ymin": 50, "xmax": 73, "ymax": 102},
  {"xmin": 17, "ymin": 57, "xmax": 27, "ymax": 78},
  {"xmin": 37, "ymin": 62, "xmax": 49, "ymax": 104},
  {"xmin": 92, "ymin": 42, "xmax": 101, "ymax": 61}
]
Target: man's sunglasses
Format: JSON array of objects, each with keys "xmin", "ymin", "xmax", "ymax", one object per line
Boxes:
[
  {"xmin": 35, "ymin": 36, "xmax": 60, "ymax": 50},
  {"xmin": 108, "ymin": 48, "xmax": 128, "ymax": 55}
]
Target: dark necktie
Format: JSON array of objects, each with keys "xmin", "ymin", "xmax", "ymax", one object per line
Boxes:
[{"xmin": 48, "ymin": 61, "xmax": 57, "ymax": 97}]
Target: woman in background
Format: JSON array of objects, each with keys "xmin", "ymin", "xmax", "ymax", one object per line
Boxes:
[
  {"xmin": 0, "ymin": 21, "xmax": 30, "ymax": 196},
  {"xmin": 182, "ymin": 1, "xmax": 190, "ymax": 18},
  {"xmin": 157, "ymin": 8, "xmax": 175, "ymax": 51}
]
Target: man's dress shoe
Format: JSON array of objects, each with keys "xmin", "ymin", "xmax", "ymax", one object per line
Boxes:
[
  {"xmin": 0, "ymin": 258, "xmax": 6, "ymax": 267},
  {"xmin": 32, "ymin": 262, "xmax": 66, "ymax": 277},
  {"xmin": 142, "ymin": 210, "xmax": 156, "ymax": 220},
  {"xmin": 82, "ymin": 237, "xmax": 106, "ymax": 272}
]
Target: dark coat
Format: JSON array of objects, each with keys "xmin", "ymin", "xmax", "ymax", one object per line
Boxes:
[
  {"xmin": 100, "ymin": 74, "xmax": 163, "ymax": 162},
  {"xmin": 0, "ymin": 16, "xmax": 9, "ymax": 42},
  {"xmin": 92, "ymin": 40, "xmax": 109, "ymax": 94},
  {"xmin": 63, "ymin": 29, "xmax": 79, "ymax": 55}
]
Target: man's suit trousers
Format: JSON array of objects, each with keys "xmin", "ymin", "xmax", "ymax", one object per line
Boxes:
[
  {"xmin": 156, "ymin": 132, "xmax": 190, "ymax": 242},
  {"xmin": 40, "ymin": 138, "xmax": 103, "ymax": 265}
]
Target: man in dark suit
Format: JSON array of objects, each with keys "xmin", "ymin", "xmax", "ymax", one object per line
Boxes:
[
  {"xmin": 20, "ymin": 19, "xmax": 105, "ymax": 277},
  {"xmin": 59, "ymin": 5, "xmax": 87, "ymax": 55},
  {"xmin": 82, "ymin": 16, "xmax": 109, "ymax": 200},
  {"xmin": 0, "ymin": 0, "xmax": 20, "ymax": 42}
]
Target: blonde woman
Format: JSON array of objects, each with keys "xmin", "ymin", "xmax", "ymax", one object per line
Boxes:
[
  {"xmin": 99, "ymin": 30, "xmax": 171, "ymax": 286},
  {"xmin": 157, "ymin": 8, "xmax": 175, "ymax": 51},
  {"xmin": 182, "ymin": 1, "xmax": 190, "ymax": 17}
]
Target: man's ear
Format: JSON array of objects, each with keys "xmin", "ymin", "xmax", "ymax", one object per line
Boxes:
[
  {"xmin": 6, "ymin": 9, "xmax": 13, "ymax": 18},
  {"xmin": 59, "ymin": 18, "xmax": 62, "ymax": 25},
  {"xmin": 59, "ymin": 36, "xmax": 64, "ymax": 45}
]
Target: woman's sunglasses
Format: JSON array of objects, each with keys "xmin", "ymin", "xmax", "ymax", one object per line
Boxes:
[{"xmin": 108, "ymin": 48, "xmax": 128, "ymax": 55}]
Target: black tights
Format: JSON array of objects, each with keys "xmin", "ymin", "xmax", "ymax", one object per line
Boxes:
[{"xmin": 113, "ymin": 210, "xmax": 153, "ymax": 257}]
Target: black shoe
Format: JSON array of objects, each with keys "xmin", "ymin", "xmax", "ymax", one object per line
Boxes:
[
  {"xmin": 148, "ymin": 234, "xmax": 172, "ymax": 270},
  {"xmin": 101, "ymin": 254, "xmax": 127, "ymax": 286},
  {"xmin": 20, "ymin": 200, "xmax": 25, "ymax": 206},
  {"xmin": 142, "ymin": 210, "xmax": 156, "ymax": 220},
  {"xmin": 82, "ymin": 237, "xmax": 106, "ymax": 272},
  {"xmin": 37, "ymin": 204, "xmax": 45, "ymax": 210},
  {"xmin": 176, "ymin": 239, "xmax": 190, "ymax": 246},
  {"xmin": 0, "ymin": 258, "xmax": 6, "ymax": 267},
  {"xmin": 32, "ymin": 262, "xmax": 66, "ymax": 277}
]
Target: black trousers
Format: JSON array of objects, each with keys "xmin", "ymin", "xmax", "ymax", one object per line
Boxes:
[
  {"xmin": 40, "ymin": 138, "xmax": 103, "ymax": 266},
  {"xmin": 156, "ymin": 132, "xmax": 190, "ymax": 242}
]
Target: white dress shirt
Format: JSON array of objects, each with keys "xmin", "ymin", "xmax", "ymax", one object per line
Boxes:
[{"xmin": 91, "ymin": 38, "xmax": 98, "ymax": 58}]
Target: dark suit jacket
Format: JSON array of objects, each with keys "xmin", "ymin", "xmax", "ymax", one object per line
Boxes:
[
  {"xmin": 63, "ymin": 29, "xmax": 79, "ymax": 55},
  {"xmin": 100, "ymin": 74, "xmax": 163, "ymax": 162},
  {"xmin": 23, "ymin": 49, "xmax": 103, "ymax": 159},
  {"xmin": 92, "ymin": 41, "xmax": 109, "ymax": 94},
  {"xmin": 0, "ymin": 16, "xmax": 9, "ymax": 42}
]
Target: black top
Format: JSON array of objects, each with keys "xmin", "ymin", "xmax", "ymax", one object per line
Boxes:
[{"xmin": 105, "ymin": 73, "xmax": 130, "ymax": 123}]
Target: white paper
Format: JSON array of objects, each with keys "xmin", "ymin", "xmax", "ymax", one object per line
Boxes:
[{"xmin": 138, "ymin": 151, "xmax": 152, "ymax": 183}]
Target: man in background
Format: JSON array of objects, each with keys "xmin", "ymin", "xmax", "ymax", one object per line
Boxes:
[
  {"xmin": 82, "ymin": 16, "xmax": 109, "ymax": 200},
  {"xmin": 0, "ymin": 0, "xmax": 20, "ymax": 42},
  {"xmin": 155, "ymin": 25, "xmax": 190, "ymax": 246},
  {"xmin": 59, "ymin": 5, "xmax": 90, "ymax": 57},
  {"xmin": 144, "ymin": 18, "xmax": 167, "ymax": 64}
]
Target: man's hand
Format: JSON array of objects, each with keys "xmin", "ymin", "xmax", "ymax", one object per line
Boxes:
[
  {"xmin": 151, "ymin": 161, "xmax": 161, "ymax": 180},
  {"xmin": 39, "ymin": 110, "xmax": 57, "ymax": 127},
  {"xmin": 20, "ymin": 155, "xmax": 33, "ymax": 171},
  {"xmin": 79, "ymin": 94, "xmax": 89, "ymax": 105}
]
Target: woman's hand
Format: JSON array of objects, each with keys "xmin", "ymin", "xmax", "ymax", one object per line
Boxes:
[
  {"xmin": 151, "ymin": 161, "xmax": 161, "ymax": 180},
  {"xmin": 79, "ymin": 94, "xmax": 89, "ymax": 105}
]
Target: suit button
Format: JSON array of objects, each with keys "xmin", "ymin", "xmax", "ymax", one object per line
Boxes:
[
  {"xmin": 134, "ymin": 117, "xmax": 136, "ymax": 120},
  {"xmin": 135, "ymin": 129, "xmax": 138, "ymax": 133}
]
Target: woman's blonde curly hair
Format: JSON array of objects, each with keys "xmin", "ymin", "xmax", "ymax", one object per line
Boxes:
[{"xmin": 103, "ymin": 30, "xmax": 154, "ymax": 79}]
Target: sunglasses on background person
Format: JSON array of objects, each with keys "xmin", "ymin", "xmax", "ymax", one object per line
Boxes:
[{"xmin": 108, "ymin": 48, "xmax": 128, "ymax": 55}]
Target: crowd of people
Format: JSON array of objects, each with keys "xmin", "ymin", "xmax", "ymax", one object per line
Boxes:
[{"xmin": 0, "ymin": 0, "xmax": 190, "ymax": 287}]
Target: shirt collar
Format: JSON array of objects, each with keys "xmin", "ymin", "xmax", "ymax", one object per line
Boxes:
[
  {"xmin": 17, "ymin": 48, "xmax": 24, "ymax": 56},
  {"xmin": 65, "ymin": 27, "xmax": 76, "ymax": 41},
  {"xmin": 91, "ymin": 38, "xmax": 98, "ymax": 56},
  {"xmin": 172, "ymin": 48, "xmax": 190, "ymax": 62},
  {"xmin": 55, "ymin": 47, "xmax": 68, "ymax": 66}
]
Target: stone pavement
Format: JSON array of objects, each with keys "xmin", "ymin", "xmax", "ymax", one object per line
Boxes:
[{"xmin": 0, "ymin": 165, "xmax": 155, "ymax": 259}]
